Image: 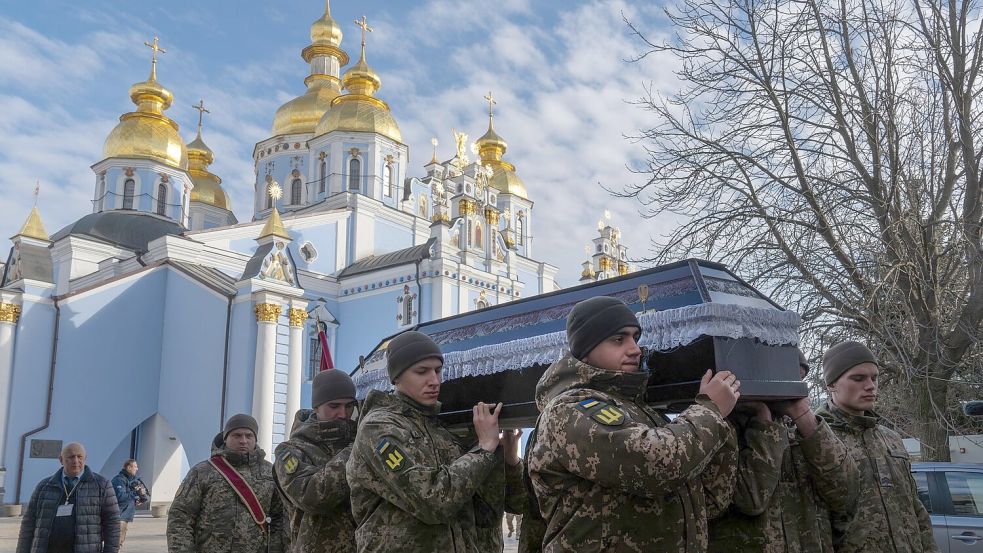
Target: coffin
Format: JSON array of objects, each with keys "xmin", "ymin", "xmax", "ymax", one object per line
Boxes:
[{"xmin": 351, "ymin": 259, "xmax": 806, "ymax": 427}]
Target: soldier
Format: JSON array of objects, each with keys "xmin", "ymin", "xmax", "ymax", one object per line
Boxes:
[
  {"xmin": 345, "ymin": 330, "xmax": 507, "ymax": 552},
  {"xmin": 527, "ymin": 296, "xmax": 740, "ymax": 552},
  {"xmin": 708, "ymin": 348, "xmax": 860, "ymax": 552},
  {"xmin": 455, "ymin": 427, "xmax": 525, "ymax": 552},
  {"xmin": 167, "ymin": 414, "xmax": 285, "ymax": 553},
  {"xmin": 815, "ymin": 340, "xmax": 938, "ymax": 553},
  {"xmin": 274, "ymin": 369, "xmax": 358, "ymax": 553}
]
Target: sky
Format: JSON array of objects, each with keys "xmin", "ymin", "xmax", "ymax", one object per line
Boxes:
[{"xmin": 0, "ymin": 0, "xmax": 682, "ymax": 286}]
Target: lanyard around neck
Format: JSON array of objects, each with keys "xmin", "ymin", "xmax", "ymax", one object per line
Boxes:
[{"xmin": 62, "ymin": 475, "xmax": 81, "ymax": 504}]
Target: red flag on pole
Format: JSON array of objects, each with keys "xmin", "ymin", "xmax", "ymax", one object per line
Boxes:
[{"xmin": 317, "ymin": 321, "xmax": 334, "ymax": 371}]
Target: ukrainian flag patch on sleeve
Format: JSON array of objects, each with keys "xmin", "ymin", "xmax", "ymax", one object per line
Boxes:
[
  {"xmin": 575, "ymin": 397, "xmax": 627, "ymax": 426},
  {"xmin": 376, "ymin": 437, "xmax": 410, "ymax": 472}
]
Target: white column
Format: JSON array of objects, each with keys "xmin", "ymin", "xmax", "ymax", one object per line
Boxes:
[
  {"xmin": 252, "ymin": 302, "xmax": 281, "ymax": 455},
  {"xmin": 286, "ymin": 303, "xmax": 308, "ymax": 427},
  {"xmin": 0, "ymin": 303, "xmax": 20, "ymax": 466}
]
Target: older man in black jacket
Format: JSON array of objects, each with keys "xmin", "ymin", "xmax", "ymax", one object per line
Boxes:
[{"xmin": 17, "ymin": 442, "xmax": 120, "ymax": 553}]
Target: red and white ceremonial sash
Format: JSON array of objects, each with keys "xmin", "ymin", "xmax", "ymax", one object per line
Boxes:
[{"xmin": 208, "ymin": 455, "xmax": 269, "ymax": 531}]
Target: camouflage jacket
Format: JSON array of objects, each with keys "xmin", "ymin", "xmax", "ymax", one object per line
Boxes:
[
  {"xmin": 346, "ymin": 390, "xmax": 502, "ymax": 553},
  {"xmin": 273, "ymin": 409, "xmax": 356, "ymax": 553},
  {"xmin": 167, "ymin": 440, "xmax": 286, "ymax": 553},
  {"xmin": 816, "ymin": 403, "xmax": 939, "ymax": 553},
  {"xmin": 527, "ymin": 354, "xmax": 738, "ymax": 553},
  {"xmin": 709, "ymin": 413, "xmax": 859, "ymax": 553},
  {"xmin": 453, "ymin": 427, "xmax": 527, "ymax": 553}
]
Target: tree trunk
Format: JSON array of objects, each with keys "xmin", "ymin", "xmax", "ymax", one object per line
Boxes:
[{"xmin": 911, "ymin": 370, "xmax": 952, "ymax": 462}]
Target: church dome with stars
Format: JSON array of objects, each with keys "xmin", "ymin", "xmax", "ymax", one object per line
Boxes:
[
  {"xmin": 271, "ymin": 1, "xmax": 350, "ymax": 136},
  {"xmin": 315, "ymin": 16, "xmax": 402, "ymax": 143},
  {"xmin": 102, "ymin": 38, "xmax": 188, "ymax": 169}
]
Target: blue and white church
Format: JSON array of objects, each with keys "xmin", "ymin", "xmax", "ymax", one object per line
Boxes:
[{"xmin": 0, "ymin": 2, "xmax": 558, "ymax": 510}]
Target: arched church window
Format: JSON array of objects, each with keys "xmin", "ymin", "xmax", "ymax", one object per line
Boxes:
[
  {"xmin": 349, "ymin": 158, "xmax": 361, "ymax": 191},
  {"xmin": 419, "ymin": 195, "xmax": 428, "ymax": 219},
  {"xmin": 396, "ymin": 285, "xmax": 417, "ymax": 326},
  {"xmin": 123, "ymin": 179, "xmax": 135, "ymax": 210},
  {"xmin": 156, "ymin": 183, "xmax": 167, "ymax": 216},
  {"xmin": 383, "ymin": 164, "xmax": 392, "ymax": 197},
  {"xmin": 319, "ymin": 160, "xmax": 326, "ymax": 193},
  {"xmin": 516, "ymin": 214, "xmax": 525, "ymax": 246},
  {"xmin": 291, "ymin": 178, "xmax": 302, "ymax": 205}
]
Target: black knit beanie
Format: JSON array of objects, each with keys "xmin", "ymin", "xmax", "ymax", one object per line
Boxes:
[
  {"xmin": 311, "ymin": 369, "xmax": 356, "ymax": 407},
  {"xmin": 822, "ymin": 341, "xmax": 877, "ymax": 385},
  {"xmin": 566, "ymin": 296, "xmax": 641, "ymax": 360},
  {"xmin": 386, "ymin": 331, "xmax": 444, "ymax": 383},
  {"xmin": 796, "ymin": 347, "xmax": 810, "ymax": 375},
  {"xmin": 223, "ymin": 413, "xmax": 259, "ymax": 439}
]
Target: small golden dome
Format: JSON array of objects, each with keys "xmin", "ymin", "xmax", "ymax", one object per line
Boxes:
[
  {"xmin": 187, "ymin": 128, "xmax": 230, "ymax": 210},
  {"xmin": 102, "ymin": 49, "xmax": 187, "ymax": 169},
  {"xmin": 490, "ymin": 168, "xmax": 528, "ymax": 199},
  {"xmin": 315, "ymin": 96, "xmax": 402, "ymax": 142},
  {"xmin": 310, "ymin": 0, "xmax": 342, "ymax": 46},
  {"xmin": 314, "ymin": 23, "xmax": 400, "ymax": 142},
  {"xmin": 272, "ymin": 82, "xmax": 342, "ymax": 136}
]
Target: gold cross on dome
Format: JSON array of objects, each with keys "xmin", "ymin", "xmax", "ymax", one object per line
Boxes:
[
  {"xmin": 144, "ymin": 36, "xmax": 166, "ymax": 79},
  {"xmin": 484, "ymin": 91, "xmax": 496, "ymax": 118},
  {"xmin": 34, "ymin": 180, "xmax": 40, "ymax": 206},
  {"xmin": 355, "ymin": 15, "xmax": 373, "ymax": 46},
  {"xmin": 192, "ymin": 99, "xmax": 210, "ymax": 133}
]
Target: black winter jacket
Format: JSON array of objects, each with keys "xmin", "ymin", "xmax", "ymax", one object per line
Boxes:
[{"xmin": 17, "ymin": 466, "xmax": 121, "ymax": 553}]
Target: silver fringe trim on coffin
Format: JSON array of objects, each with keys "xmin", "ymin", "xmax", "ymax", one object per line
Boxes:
[{"xmin": 352, "ymin": 303, "xmax": 800, "ymax": 395}]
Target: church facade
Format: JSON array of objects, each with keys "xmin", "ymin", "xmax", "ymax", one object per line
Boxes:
[{"xmin": 0, "ymin": 2, "xmax": 557, "ymax": 508}]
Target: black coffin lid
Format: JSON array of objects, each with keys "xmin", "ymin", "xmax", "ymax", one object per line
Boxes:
[{"xmin": 351, "ymin": 259, "xmax": 805, "ymax": 426}]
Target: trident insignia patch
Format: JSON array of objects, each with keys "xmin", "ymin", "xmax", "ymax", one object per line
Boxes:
[
  {"xmin": 376, "ymin": 438, "xmax": 409, "ymax": 472},
  {"xmin": 575, "ymin": 398, "xmax": 627, "ymax": 426}
]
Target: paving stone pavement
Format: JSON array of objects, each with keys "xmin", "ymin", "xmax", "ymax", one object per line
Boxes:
[{"xmin": 0, "ymin": 513, "xmax": 521, "ymax": 552}]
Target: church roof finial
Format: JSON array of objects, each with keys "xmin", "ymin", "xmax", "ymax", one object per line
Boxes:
[
  {"xmin": 144, "ymin": 36, "xmax": 166, "ymax": 82},
  {"xmin": 259, "ymin": 181, "xmax": 291, "ymax": 240},
  {"xmin": 15, "ymin": 182, "xmax": 49, "ymax": 241}
]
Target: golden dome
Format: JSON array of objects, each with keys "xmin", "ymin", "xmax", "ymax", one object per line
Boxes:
[
  {"xmin": 272, "ymin": 83, "xmax": 342, "ymax": 135},
  {"xmin": 314, "ymin": 23, "xmax": 401, "ymax": 142},
  {"xmin": 310, "ymin": 0, "xmax": 342, "ymax": 46},
  {"xmin": 187, "ymin": 123, "xmax": 230, "ymax": 210},
  {"xmin": 102, "ymin": 50, "xmax": 187, "ymax": 169},
  {"xmin": 490, "ymin": 168, "xmax": 528, "ymax": 199}
]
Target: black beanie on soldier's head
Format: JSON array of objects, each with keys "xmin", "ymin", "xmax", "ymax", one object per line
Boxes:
[
  {"xmin": 822, "ymin": 340, "xmax": 877, "ymax": 385},
  {"xmin": 566, "ymin": 296, "xmax": 641, "ymax": 360},
  {"xmin": 223, "ymin": 413, "xmax": 259, "ymax": 440},
  {"xmin": 311, "ymin": 369, "xmax": 356, "ymax": 408},
  {"xmin": 386, "ymin": 330, "xmax": 444, "ymax": 383}
]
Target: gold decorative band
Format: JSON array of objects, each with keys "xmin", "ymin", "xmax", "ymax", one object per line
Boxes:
[
  {"xmin": 0, "ymin": 303, "xmax": 20, "ymax": 324},
  {"xmin": 254, "ymin": 303, "xmax": 282, "ymax": 323},
  {"xmin": 484, "ymin": 208, "xmax": 499, "ymax": 225},
  {"xmin": 288, "ymin": 308, "xmax": 308, "ymax": 327}
]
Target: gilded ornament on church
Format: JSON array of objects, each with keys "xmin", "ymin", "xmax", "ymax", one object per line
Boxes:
[
  {"xmin": 618, "ymin": 262, "xmax": 630, "ymax": 276},
  {"xmin": 125, "ymin": 167, "xmax": 135, "ymax": 177},
  {"xmin": 599, "ymin": 257, "xmax": 613, "ymax": 271},
  {"xmin": 484, "ymin": 208, "xmax": 499, "ymax": 225},
  {"xmin": 294, "ymin": 143, "xmax": 301, "ymax": 149},
  {"xmin": 288, "ymin": 308, "xmax": 308, "ymax": 327},
  {"xmin": 160, "ymin": 173, "xmax": 169, "ymax": 183},
  {"xmin": 452, "ymin": 129, "xmax": 469, "ymax": 168},
  {"xmin": 0, "ymin": 303, "xmax": 20, "ymax": 324},
  {"xmin": 254, "ymin": 303, "xmax": 282, "ymax": 323},
  {"xmin": 349, "ymin": 147, "xmax": 360, "ymax": 157}
]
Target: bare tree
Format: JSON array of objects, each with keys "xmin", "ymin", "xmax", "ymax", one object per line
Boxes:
[{"xmin": 623, "ymin": 0, "xmax": 983, "ymax": 460}]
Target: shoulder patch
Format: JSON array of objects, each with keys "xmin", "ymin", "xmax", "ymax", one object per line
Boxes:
[
  {"xmin": 376, "ymin": 437, "xmax": 410, "ymax": 472},
  {"xmin": 283, "ymin": 454, "xmax": 299, "ymax": 474},
  {"xmin": 575, "ymin": 397, "xmax": 627, "ymax": 426}
]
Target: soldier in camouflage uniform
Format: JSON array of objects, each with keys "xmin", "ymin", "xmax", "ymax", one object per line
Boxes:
[
  {"xmin": 167, "ymin": 414, "xmax": 285, "ymax": 553},
  {"xmin": 815, "ymin": 340, "xmax": 938, "ymax": 553},
  {"xmin": 346, "ymin": 330, "xmax": 507, "ymax": 552},
  {"xmin": 708, "ymin": 349, "xmax": 860, "ymax": 553},
  {"xmin": 527, "ymin": 296, "xmax": 740, "ymax": 553},
  {"xmin": 274, "ymin": 370, "xmax": 358, "ymax": 553},
  {"xmin": 453, "ymin": 427, "xmax": 525, "ymax": 552}
]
